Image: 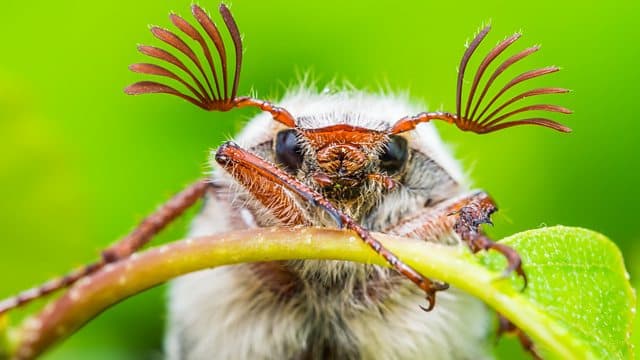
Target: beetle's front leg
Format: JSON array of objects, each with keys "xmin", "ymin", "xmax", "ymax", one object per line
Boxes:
[
  {"xmin": 213, "ymin": 145, "xmax": 312, "ymax": 227},
  {"xmin": 214, "ymin": 141, "xmax": 449, "ymax": 311},
  {"xmin": 386, "ymin": 191, "xmax": 525, "ymax": 283},
  {"xmin": 450, "ymin": 193, "xmax": 525, "ymax": 283}
]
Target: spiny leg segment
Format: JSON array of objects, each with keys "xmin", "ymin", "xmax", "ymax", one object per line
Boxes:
[
  {"xmin": 385, "ymin": 191, "xmax": 525, "ymax": 284},
  {"xmin": 498, "ymin": 313, "xmax": 542, "ymax": 359},
  {"xmin": 0, "ymin": 180, "xmax": 210, "ymax": 315}
]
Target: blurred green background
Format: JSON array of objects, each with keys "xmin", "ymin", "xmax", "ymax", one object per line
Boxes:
[{"xmin": 1, "ymin": 0, "xmax": 638, "ymax": 358}]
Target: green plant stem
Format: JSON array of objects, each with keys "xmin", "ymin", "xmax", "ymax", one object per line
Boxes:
[{"xmin": 8, "ymin": 227, "xmax": 591, "ymax": 359}]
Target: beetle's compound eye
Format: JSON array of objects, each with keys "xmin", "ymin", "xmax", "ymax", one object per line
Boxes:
[
  {"xmin": 379, "ymin": 135, "xmax": 408, "ymax": 173},
  {"xmin": 275, "ymin": 129, "xmax": 304, "ymax": 172}
]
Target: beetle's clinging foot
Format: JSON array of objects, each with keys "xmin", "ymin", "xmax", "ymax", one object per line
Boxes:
[{"xmin": 418, "ymin": 279, "xmax": 449, "ymax": 312}]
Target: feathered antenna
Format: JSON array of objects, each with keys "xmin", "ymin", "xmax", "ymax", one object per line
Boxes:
[
  {"xmin": 390, "ymin": 25, "xmax": 572, "ymax": 134},
  {"xmin": 125, "ymin": 4, "xmax": 297, "ymax": 127},
  {"xmin": 126, "ymin": 4, "xmax": 240, "ymax": 110}
]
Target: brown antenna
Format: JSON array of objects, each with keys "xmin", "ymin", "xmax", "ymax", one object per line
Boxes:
[
  {"xmin": 390, "ymin": 25, "xmax": 572, "ymax": 135},
  {"xmin": 125, "ymin": 4, "xmax": 297, "ymax": 128}
]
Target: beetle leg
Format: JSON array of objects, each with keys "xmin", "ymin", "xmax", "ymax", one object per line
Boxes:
[
  {"xmin": 452, "ymin": 195, "xmax": 526, "ymax": 284},
  {"xmin": 384, "ymin": 191, "xmax": 526, "ymax": 285},
  {"xmin": 0, "ymin": 179, "xmax": 210, "ymax": 315},
  {"xmin": 215, "ymin": 141, "xmax": 449, "ymax": 311},
  {"xmin": 101, "ymin": 179, "xmax": 211, "ymax": 262},
  {"xmin": 498, "ymin": 313, "xmax": 542, "ymax": 359}
]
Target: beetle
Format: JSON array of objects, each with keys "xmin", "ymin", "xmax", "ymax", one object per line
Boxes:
[{"xmin": 0, "ymin": 3, "xmax": 570, "ymax": 359}]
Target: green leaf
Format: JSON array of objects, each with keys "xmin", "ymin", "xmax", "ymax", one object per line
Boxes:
[
  {"xmin": 480, "ymin": 226, "xmax": 636, "ymax": 359},
  {"xmin": 4, "ymin": 226, "xmax": 635, "ymax": 359}
]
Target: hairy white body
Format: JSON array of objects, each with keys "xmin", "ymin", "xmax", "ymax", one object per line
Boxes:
[{"xmin": 166, "ymin": 88, "xmax": 492, "ymax": 360}]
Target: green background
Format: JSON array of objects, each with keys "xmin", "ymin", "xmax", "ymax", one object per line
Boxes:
[{"xmin": 0, "ymin": 0, "xmax": 638, "ymax": 358}]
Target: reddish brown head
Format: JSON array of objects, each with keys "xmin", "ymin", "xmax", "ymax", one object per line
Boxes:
[
  {"xmin": 275, "ymin": 124, "xmax": 406, "ymax": 196},
  {"xmin": 304, "ymin": 125, "xmax": 386, "ymax": 184}
]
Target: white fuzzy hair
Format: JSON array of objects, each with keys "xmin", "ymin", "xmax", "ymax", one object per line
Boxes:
[{"xmin": 165, "ymin": 87, "xmax": 492, "ymax": 360}]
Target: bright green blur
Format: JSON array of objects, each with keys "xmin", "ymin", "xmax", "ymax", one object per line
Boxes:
[{"xmin": 0, "ymin": 0, "xmax": 637, "ymax": 358}]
